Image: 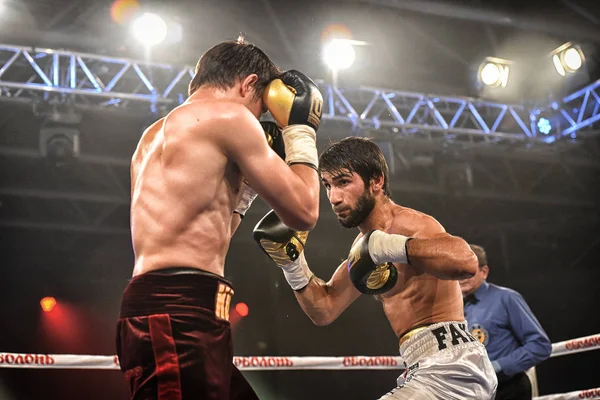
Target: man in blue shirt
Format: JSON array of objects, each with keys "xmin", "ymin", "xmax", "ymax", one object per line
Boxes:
[{"xmin": 460, "ymin": 244, "xmax": 552, "ymax": 400}]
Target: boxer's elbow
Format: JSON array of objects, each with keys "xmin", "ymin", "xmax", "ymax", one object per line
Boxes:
[
  {"xmin": 448, "ymin": 249, "xmax": 478, "ymax": 280},
  {"xmin": 284, "ymin": 207, "xmax": 318, "ymax": 231},
  {"xmin": 461, "ymin": 249, "xmax": 479, "ymax": 278},
  {"xmin": 440, "ymin": 238, "xmax": 479, "ymax": 280},
  {"xmin": 304, "ymin": 305, "xmax": 335, "ymax": 326},
  {"xmin": 300, "ymin": 207, "xmax": 319, "ymax": 231}
]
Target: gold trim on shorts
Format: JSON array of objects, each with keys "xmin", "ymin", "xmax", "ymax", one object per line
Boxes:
[
  {"xmin": 215, "ymin": 282, "xmax": 234, "ymax": 321},
  {"xmin": 399, "ymin": 326, "xmax": 430, "ymax": 346}
]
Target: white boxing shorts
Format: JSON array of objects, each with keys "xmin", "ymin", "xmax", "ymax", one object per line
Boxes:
[{"xmin": 379, "ymin": 321, "xmax": 497, "ymax": 400}]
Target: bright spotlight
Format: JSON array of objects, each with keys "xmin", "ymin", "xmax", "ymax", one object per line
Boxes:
[
  {"xmin": 551, "ymin": 42, "xmax": 584, "ymax": 76},
  {"xmin": 478, "ymin": 57, "xmax": 511, "ymax": 88},
  {"xmin": 480, "ymin": 63, "xmax": 500, "ymax": 86},
  {"xmin": 132, "ymin": 13, "xmax": 167, "ymax": 46},
  {"xmin": 564, "ymin": 48, "xmax": 582, "ymax": 71},
  {"xmin": 323, "ymin": 39, "xmax": 356, "ymax": 71}
]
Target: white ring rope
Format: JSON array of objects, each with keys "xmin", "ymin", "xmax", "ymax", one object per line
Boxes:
[
  {"xmin": 0, "ymin": 333, "xmax": 598, "ymax": 398},
  {"xmin": 535, "ymin": 387, "xmax": 600, "ymax": 400}
]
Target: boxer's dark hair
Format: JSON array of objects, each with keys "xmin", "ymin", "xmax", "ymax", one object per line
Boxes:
[
  {"xmin": 469, "ymin": 244, "xmax": 488, "ymax": 268},
  {"xmin": 319, "ymin": 137, "xmax": 391, "ymax": 197},
  {"xmin": 189, "ymin": 36, "xmax": 280, "ymax": 98}
]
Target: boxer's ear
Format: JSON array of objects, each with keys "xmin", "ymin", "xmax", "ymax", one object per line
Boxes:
[
  {"xmin": 370, "ymin": 173, "xmax": 384, "ymax": 193},
  {"xmin": 240, "ymin": 74, "xmax": 259, "ymax": 98}
]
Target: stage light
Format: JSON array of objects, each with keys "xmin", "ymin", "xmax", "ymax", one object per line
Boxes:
[
  {"xmin": 39, "ymin": 122, "xmax": 80, "ymax": 166},
  {"xmin": 235, "ymin": 302, "xmax": 249, "ymax": 317},
  {"xmin": 478, "ymin": 57, "xmax": 511, "ymax": 88},
  {"xmin": 40, "ymin": 297, "xmax": 56, "ymax": 313},
  {"xmin": 551, "ymin": 42, "xmax": 584, "ymax": 76},
  {"xmin": 132, "ymin": 13, "xmax": 167, "ymax": 46},
  {"xmin": 537, "ymin": 117, "xmax": 552, "ymax": 135},
  {"xmin": 480, "ymin": 63, "xmax": 500, "ymax": 86},
  {"xmin": 323, "ymin": 39, "xmax": 356, "ymax": 71}
]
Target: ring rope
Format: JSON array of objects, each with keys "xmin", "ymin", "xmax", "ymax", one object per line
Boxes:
[{"xmin": 0, "ymin": 334, "xmax": 598, "ymax": 398}]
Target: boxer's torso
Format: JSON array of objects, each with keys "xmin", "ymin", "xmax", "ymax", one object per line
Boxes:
[
  {"xmin": 130, "ymin": 100, "xmax": 245, "ymax": 277},
  {"xmin": 375, "ymin": 206, "xmax": 464, "ymax": 338}
]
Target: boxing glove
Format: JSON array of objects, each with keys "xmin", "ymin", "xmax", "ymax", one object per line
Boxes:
[
  {"xmin": 263, "ymin": 70, "xmax": 323, "ymax": 169},
  {"xmin": 253, "ymin": 210, "xmax": 313, "ymax": 291},
  {"xmin": 347, "ymin": 231, "xmax": 400, "ymax": 295},
  {"xmin": 260, "ymin": 121, "xmax": 285, "ymax": 160},
  {"xmin": 264, "ymin": 70, "xmax": 323, "ymax": 131}
]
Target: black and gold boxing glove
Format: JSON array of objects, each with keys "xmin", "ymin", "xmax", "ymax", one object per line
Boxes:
[
  {"xmin": 253, "ymin": 210, "xmax": 313, "ymax": 291},
  {"xmin": 260, "ymin": 121, "xmax": 286, "ymax": 160},
  {"xmin": 263, "ymin": 70, "xmax": 323, "ymax": 170},
  {"xmin": 264, "ymin": 70, "xmax": 323, "ymax": 131},
  {"xmin": 347, "ymin": 231, "xmax": 399, "ymax": 295}
]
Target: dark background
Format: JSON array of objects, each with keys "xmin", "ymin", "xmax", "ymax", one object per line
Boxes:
[{"xmin": 1, "ymin": 0, "xmax": 600, "ymax": 399}]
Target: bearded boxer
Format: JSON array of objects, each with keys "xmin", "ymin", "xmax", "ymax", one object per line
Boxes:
[
  {"xmin": 116, "ymin": 37, "xmax": 323, "ymax": 400},
  {"xmin": 254, "ymin": 137, "xmax": 498, "ymax": 399}
]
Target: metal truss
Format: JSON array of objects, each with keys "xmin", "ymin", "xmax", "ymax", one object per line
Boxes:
[
  {"xmin": 0, "ymin": 44, "xmax": 194, "ymax": 113},
  {"xmin": 540, "ymin": 80, "xmax": 600, "ymax": 140},
  {"xmin": 1, "ymin": 44, "xmax": 599, "ymax": 147}
]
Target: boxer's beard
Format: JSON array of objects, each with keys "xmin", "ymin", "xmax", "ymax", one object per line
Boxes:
[{"xmin": 337, "ymin": 190, "xmax": 376, "ymax": 228}]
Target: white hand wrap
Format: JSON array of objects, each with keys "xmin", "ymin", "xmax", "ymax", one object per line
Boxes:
[
  {"xmin": 368, "ymin": 230, "xmax": 411, "ymax": 265},
  {"xmin": 281, "ymin": 252, "xmax": 313, "ymax": 291},
  {"xmin": 234, "ymin": 182, "xmax": 258, "ymax": 217},
  {"xmin": 282, "ymin": 124, "xmax": 318, "ymax": 168}
]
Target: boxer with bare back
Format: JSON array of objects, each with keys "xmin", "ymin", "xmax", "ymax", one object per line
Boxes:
[
  {"xmin": 253, "ymin": 137, "xmax": 498, "ymax": 399},
  {"xmin": 116, "ymin": 37, "xmax": 323, "ymax": 400}
]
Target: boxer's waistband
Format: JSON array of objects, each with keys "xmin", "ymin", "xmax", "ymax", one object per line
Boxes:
[
  {"xmin": 399, "ymin": 320, "xmax": 479, "ymax": 366},
  {"xmin": 399, "ymin": 323, "xmax": 435, "ymax": 346},
  {"xmin": 119, "ymin": 266, "xmax": 234, "ymax": 321}
]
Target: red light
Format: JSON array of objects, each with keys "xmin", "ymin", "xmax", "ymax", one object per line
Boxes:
[
  {"xmin": 40, "ymin": 297, "xmax": 56, "ymax": 312},
  {"xmin": 235, "ymin": 302, "xmax": 249, "ymax": 317}
]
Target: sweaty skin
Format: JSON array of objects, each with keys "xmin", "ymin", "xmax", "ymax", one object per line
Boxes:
[
  {"xmin": 295, "ymin": 171, "xmax": 474, "ymax": 338},
  {"xmin": 130, "ymin": 93, "xmax": 319, "ymax": 278},
  {"xmin": 130, "ymin": 106, "xmax": 243, "ymax": 277}
]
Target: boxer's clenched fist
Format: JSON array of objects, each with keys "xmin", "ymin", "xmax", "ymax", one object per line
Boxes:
[{"xmin": 347, "ymin": 230, "xmax": 399, "ymax": 295}]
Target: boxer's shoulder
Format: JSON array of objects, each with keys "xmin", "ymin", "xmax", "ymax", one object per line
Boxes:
[
  {"xmin": 161, "ymin": 100, "xmax": 256, "ymax": 148},
  {"xmin": 389, "ymin": 205, "xmax": 446, "ymax": 238}
]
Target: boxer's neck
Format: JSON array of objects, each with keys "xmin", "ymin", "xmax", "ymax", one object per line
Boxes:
[
  {"xmin": 358, "ymin": 196, "xmax": 394, "ymax": 234},
  {"xmin": 188, "ymin": 84, "xmax": 243, "ymax": 103}
]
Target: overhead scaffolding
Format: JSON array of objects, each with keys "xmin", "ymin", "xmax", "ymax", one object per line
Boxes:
[
  {"xmin": 1, "ymin": 44, "xmax": 599, "ymax": 148},
  {"xmin": 1, "ymin": 44, "xmax": 599, "ymax": 239}
]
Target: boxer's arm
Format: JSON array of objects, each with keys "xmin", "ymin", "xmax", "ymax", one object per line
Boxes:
[
  {"xmin": 220, "ymin": 106, "xmax": 319, "ymax": 231},
  {"xmin": 369, "ymin": 215, "xmax": 477, "ymax": 280},
  {"xmin": 405, "ymin": 216, "xmax": 477, "ymax": 279},
  {"xmin": 130, "ymin": 119, "xmax": 164, "ymax": 197},
  {"xmin": 294, "ymin": 259, "xmax": 362, "ymax": 326}
]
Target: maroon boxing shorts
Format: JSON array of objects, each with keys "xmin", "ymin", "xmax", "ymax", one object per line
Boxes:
[{"xmin": 116, "ymin": 267, "xmax": 258, "ymax": 400}]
